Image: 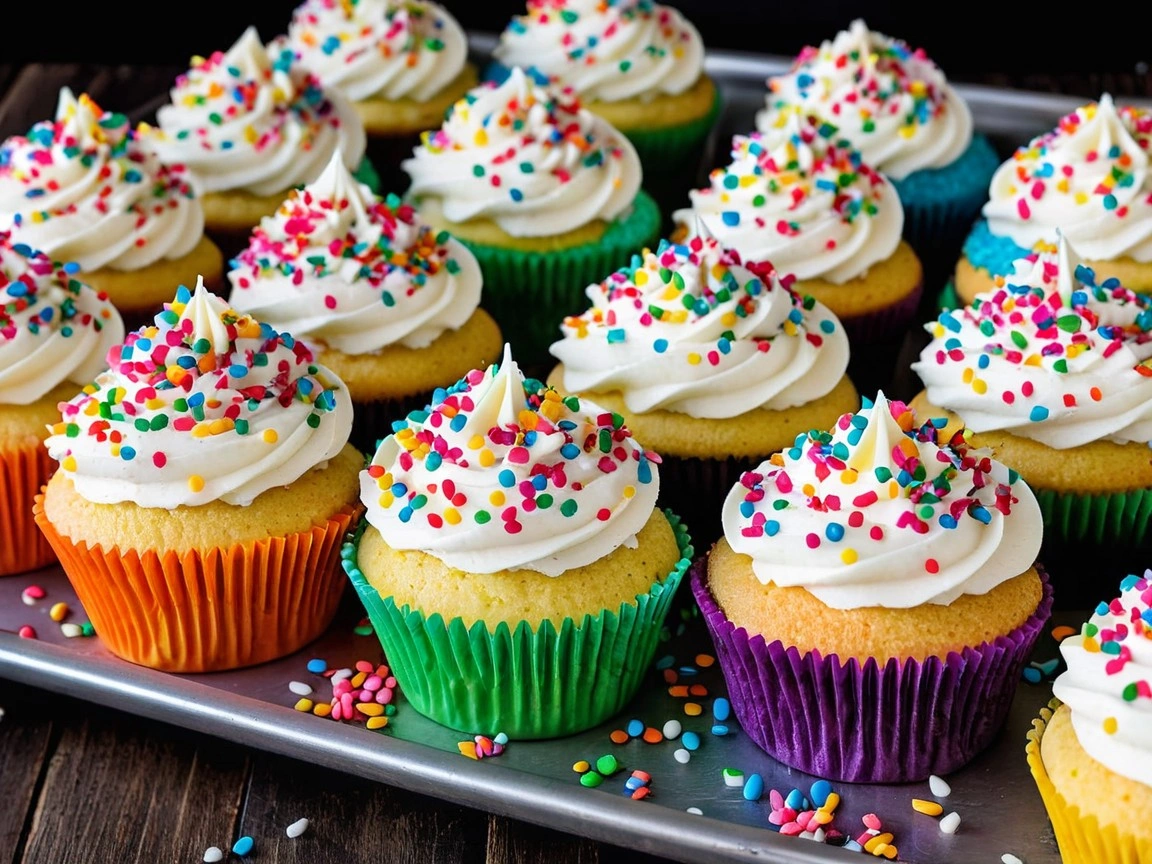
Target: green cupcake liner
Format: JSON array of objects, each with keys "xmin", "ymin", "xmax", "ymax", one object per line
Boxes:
[
  {"xmin": 458, "ymin": 190, "xmax": 663, "ymax": 374},
  {"xmin": 352, "ymin": 156, "xmax": 383, "ymax": 194},
  {"xmin": 1034, "ymin": 485, "xmax": 1152, "ymax": 546},
  {"xmin": 341, "ymin": 510, "xmax": 693, "ymax": 740}
]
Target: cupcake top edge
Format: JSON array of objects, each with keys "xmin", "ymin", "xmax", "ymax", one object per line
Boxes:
[
  {"xmin": 44, "ymin": 277, "xmax": 353, "ymax": 509},
  {"xmin": 755, "ymin": 18, "xmax": 973, "ymax": 180},
  {"xmin": 227, "ymin": 150, "xmax": 483, "ymax": 355},
  {"xmin": 280, "ymin": 0, "xmax": 469, "ymax": 104},
  {"xmin": 722, "ymin": 391, "xmax": 1043, "ymax": 609},
  {"xmin": 401, "ymin": 66, "xmax": 642, "ymax": 238},
  {"xmin": 492, "ymin": 0, "xmax": 705, "ymax": 103},
  {"xmin": 360, "ymin": 342, "xmax": 661, "ymax": 576},
  {"xmin": 549, "ymin": 231, "xmax": 849, "ymax": 418},
  {"xmin": 0, "ymin": 232, "xmax": 124, "ymax": 405},
  {"xmin": 914, "ymin": 233, "xmax": 1152, "ymax": 450},
  {"xmin": 1053, "ymin": 572, "xmax": 1152, "ymax": 787}
]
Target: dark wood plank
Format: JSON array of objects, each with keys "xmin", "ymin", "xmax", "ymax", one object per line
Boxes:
[
  {"xmin": 237, "ymin": 752, "xmax": 489, "ymax": 864},
  {"xmin": 486, "ymin": 815, "xmax": 599, "ymax": 864},
  {"xmin": 19, "ymin": 705, "xmax": 249, "ymax": 864},
  {"xmin": 0, "ymin": 685, "xmax": 55, "ymax": 864}
]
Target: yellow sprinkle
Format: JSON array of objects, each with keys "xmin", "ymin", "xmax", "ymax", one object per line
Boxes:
[
  {"xmin": 684, "ymin": 702, "xmax": 702, "ymax": 716},
  {"xmin": 1074, "ymin": 191, "xmax": 1089, "ymax": 206},
  {"xmin": 468, "ymin": 434, "xmax": 485, "ymax": 450},
  {"xmin": 188, "ymin": 475, "xmax": 205, "ymax": 493},
  {"xmin": 912, "ymin": 799, "xmax": 943, "ymax": 816},
  {"xmin": 366, "ymin": 716, "xmax": 389, "ymax": 730},
  {"xmin": 1104, "ymin": 717, "xmax": 1118, "ymax": 735},
  {"xmin": 458, "ymin": 741, "xmax": 479, "ymax": 759},
  {"xmin": 810, "ymin": 810, "xmax": 834, "ymax": 826},
  {"xmin": 378, "ymin": 491, "xmax": 395, "ymax": 509},
  {"xmin": 145, "ymin": 398, "xmax": 165, "ymax": 410},
  {"xmin": 840, "ymin": 548, "xmax": 858, "ymax": 565},
  {"xmin": 49, "ymin": 602, "xmax": 69, "ymax": 623},
  {"xmin": 263, "ymin": 428, "xmax": 278, "ymax": 444},
  {"xmin": 479, "ymin": 449, "xmax": 496, "ymax": 467},
  {"xmin": 490, "ymin": 490, "xmax": 505, "ymax": 506},
  {"xmin": 573, "ymin": 760, "xmax": 590, "ymax": 773},
  {"xmin": 294, "ymin": 698, "xmax": 314, "ymax": 712},
  {"xmin": 961, "ymin": 367, "xmax": 974, "ymax": 384},
  {"xmin": 972, "ymin": 378, "xmax": 987, "ymax": 395},
  {"xmin": 802, "ymin": 483, "xmax": 816, "ymax": 497},
  {"xmin": 473, "ymin": 128, "xmax": 488, "ymax": 146},
  {"xmin": 1083, "ymin": 637, "xmax": 1101, "ymax": 653},
  {"xmin": 721, "ymin": 312, "xmax": 737, "ymax": 327},
  {"xmin": 687, "ymin": 353, "xmax": 701, "ymax": 365},
  {"xmin": 864, "ymin": 833, "xmax": 894, "ymax": 853},
  {"xmin": 819, "ymin": 792, "xmax": 840, "ymax": 814},
  {"xmin": 312, "ymin": 703, "xmax": 333, "ymax": 718},
  {"xmin": 623, "ymin": 486, "xmax": 635, "ymax": 499},
  {"xmin": 351, "ymin": 671, "xmax": 367, "ymax": 688},
  {"xmin": 356, "ymin": 702, "xmax": 384, "ymax": 717},
  {"xmin": 444, "ymin": 507, "xmax": 461, "ymax": 525},
  {"xmin": 839, "ymin": 469, "xmax": 857, "ymax": 484},
  {"xmin": 62, "ymin": 456, "xmax": 77, "ymax": 472},
  {"xmin": 634, "ymin": 269, "xmax": 649, "ymax": 286}
]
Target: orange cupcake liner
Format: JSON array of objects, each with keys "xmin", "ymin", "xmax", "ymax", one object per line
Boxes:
[
  {"xmin": 33, "ymin": 492, "xmax": 360, "ymax": 673},
  {"xmin": 0, "ymin": 443, "xmax": 57, "ymax": 576},
  {"xmin": 1027, "ymin": 699, "xmax": 1152, "ymax": 863}
]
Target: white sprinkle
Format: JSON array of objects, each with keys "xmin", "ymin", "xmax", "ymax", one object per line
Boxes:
[
  {"xmin": 813, "ymin": 828, "xmax": 825, "ymax": 843},
  {"xmin": 286, "ymin": 817, "xmax": 309, "ymax": 839},
  {"xmin": 21, "ymin": 593, "xmax": 36, "ymax": 606},
  {"xmin": 203, "ymin": 847, "xmax": 224, "ymax": 863},
  {"xmin": 662, "ymin": 720, "xmax": 682, "ymax": 740},
  {"xmin": 673, "ymin": 748, "xmax": 691, "ymax": 764},
  {"xmin": 288, "ymin": 681, "xmax": 313, "ymax": 697},
  {"xmin": 60, "ymin": 623, "xmax": 83, "ymax": 638},
  {"xmin": 686, "ymin": 807, "xmax": 703, "ymax": 815},
  {"xmin": 0, "ymin": 707, "xmax": 5, "ymax": 723},
  {"xmin": 330, "ymin": 668, "xmax": 354, "ymax": 684},
  {"xmin": 1002, "ymin": 855, "xmax": 1024, "ymax": 864},
  {"xmin": 929, "ymin": 774, "xmax": 952, "ymax": 798},
  {"xmin": 940, "ymin": 812, "xmax": 961, "ymax": 835}
]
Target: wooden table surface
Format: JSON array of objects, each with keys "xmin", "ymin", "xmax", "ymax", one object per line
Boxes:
[{"xmin": 1, "ymin": 60, "xmax": 1149, "ymax": 864}]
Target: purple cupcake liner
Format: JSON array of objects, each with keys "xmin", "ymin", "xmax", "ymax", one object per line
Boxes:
[{"xmin": 690, "ymin": 559, "xmax": 1053, "ymax": 783}]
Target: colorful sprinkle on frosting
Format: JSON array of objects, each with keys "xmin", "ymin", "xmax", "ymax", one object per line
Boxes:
[{"xmin": 360, "ymin": 343, "xmax": 660, "ymax": 575}]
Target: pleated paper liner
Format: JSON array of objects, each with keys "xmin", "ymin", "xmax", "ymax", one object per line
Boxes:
[
  {"xmin": 937, "ymin": 280, "xmax": 961, "ymax": 312},
  {"xmin": 841, "ymin": 281, "xmax": 924, "ymax": 399},
  {"xmin": 456, "ymin": 190, "xmax": 663, "ymax": 371},
  {"xmin": 0, "ymin": 444, "xmax": 57, "ymax": 576},
  {"xmin": 1027, "ymin": 699, "xmax": 1152, "ymax": 864},
  {"xmin": 33, "ymin": 494, "xmax": 359, "ymax": 672},
  {"xmin": 656, "ymin": 454, "xmax": 759, "ymax": 550},
  {"xmin": 691, "ymin": 559, "xmax": 1053, "ymax": 783},
  {"xmin": 342, "ymin": 509, "xmax": 693, "ymax": 740},
  {"xmin": 350, "ymin": 394, "xmax": 436, "ymax": 457}
]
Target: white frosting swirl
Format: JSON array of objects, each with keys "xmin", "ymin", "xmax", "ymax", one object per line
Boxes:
[
  {"xmin": 227, "ymin": 152, "xmax": 481, "ymax": 353},
  {"xmin": 281, "ymin": 0, "xmax": 468, "ymax": 103},
  {"xmin": 913, "ymin": 235, "xmax": 1152, "ymax": 449},
  {"xmin": 141, "ymin": 27, "xmax": 367, "ymax": 197},
  {"xmin": 44, "ymin": 279, "xmax": 353, "ymax": 508},
  {"xmin": 549, "ymin": 233, "xmax": 848, "ymax": 418},
  {"xmin": 755, "ymin": 19, "xmax": 972, "ymax": 180},
  {"xmin": 0, "ymin": 89, "xmax": 203, "ymax": 272},
  {"xmin": 0, "ymin": 237, "xmax": 123, "ymax": 404},
  {"xmin": 983, "ymin": 95, "xmax": 1152, "ymax": 263},
  {"xmin": 673, "ymin": 121, "xmax": 903, "ymax": 285},
  {"xmin": 1053, "ymin": 571, "xmax": 1152, "ymax": 785},
  {"xmin": 360, "ymin": 343, "xmax": 659, "ymax": 576},
  {"xmin": 402, "ymin": 67, "xmax": 642, "ymax": 238},
  {"xmin": 492, "ymin": 0, "xmax": 704, "ymax": 103},
  {"xmin": 722, "ymin": 392, "xmax": 1042, "ymax": 609}
]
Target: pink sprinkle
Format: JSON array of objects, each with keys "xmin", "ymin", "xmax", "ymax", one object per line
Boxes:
[
  {"xmin": 863, "ymin": 814, "xmax": 882, "ymax": 831},
  {"xmin": 507, "ymin": 446, "xmax": 529, "ymax": 464},
  {"xmin": 805, "ymin": 533, "xmax": 820, "ymax": 549},
  {"xmin": 1017, "ymin": 199, "xmax": 1031, "ymax": 220},
  {"xmin": 18, "ymin": 625, "xmax": 36, "ymax": 639},
  {"xmin": 324, "ymin": 295, "xmax": 337, "ymax": 310},
  {"xmin": 153, "ymin": 452, "xmax": 167, "ymax": 468}
]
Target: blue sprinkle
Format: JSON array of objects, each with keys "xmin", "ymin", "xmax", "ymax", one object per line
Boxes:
[
  {"xmin": 450, "ymin": 414, "xmax": 467, "ymax": 432},
  {"xmin": 120, "ymin": 447, "xmax": 136, "ymax": 461},
  {"xmin": 561, "ymin": 443, "xmax": 580, "ymax": 459},
  {"xmin": 1022, "ymin": 667, "xmax": 1042, "ymax": 683},
  {"xmin": 765, "ymin": 520, "xmax": 780, "ymax": 537},
  {"xmin": 681, "ymin": 732, "xmax": 700, "ymax": 751},
  {"xmin": 825, "ymin": 523, "xmax": 844, "ymax": 542},
  {"xmin": 390, "ymin": 482, "xmax": 407, "ymax": 497},
  {"xmin": 306, "ymin": 658, "xmax": 327, "ymax": 674},
  {"xmin": 653, "ymin": 338, "xmax": 669, "ymax": 353},
  {"xmin": 232, "ymin": 837, "xmax": 254, "ymax": 857},
  {"xmin": 425, "ymin": 451, "xmax": 442, "ymax": 471},
  {"xmin": 498, "ymin": 469, "xmax": 516, "ymax": 488},
  {"xmin": 740, "ymin": 501, "xmax": 754, "ymax": 518},
  {"xmin": 721, "ymin": 211, "xmax": 740, "ymax": 227},
  {"xmin": 626, "ymin": 718, "xmax": 645, "ymax": 737},
  {"xmin": 1029, "ymin": 405, "xmax": 1050, "ymax": 422},
  {"xmin": 532, "ymin": 474, "xmax": 547, "ymax": 491},
  {"xmin": 819, "ymin": 319, "xmax": 835, "ymax": 334},
  {"xmin": 743, "ymin": 774, "xmax": 764, "ymax": 802},
  {"xmin": 713, "ymin": 697, "xmax": 730, "ymax": 722},
  {"xmin": 711, "ymin": 724, "xmax": 729, "ymax": 736},
  {"xmin": 655, "ymin": 655, "xmax": 675, "ymax": 670},
  {"xmin": 809, "ymin": 780, "xmax": 832, "ymax": 808},
  {"xmin": 399, "ymin": 507, "xmax": 413, "ymax": 523},
  {"xmin": 784, "ymin": 789, "xmax": 807, "ymax": 810}
]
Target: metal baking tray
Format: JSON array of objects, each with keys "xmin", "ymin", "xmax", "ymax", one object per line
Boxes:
[{"xmin": 1, "ymin": 37, "xmax": 1121, "ymax": 864}]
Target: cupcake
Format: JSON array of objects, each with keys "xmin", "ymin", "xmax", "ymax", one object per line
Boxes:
[
  {"xmin": 1028, "ymin": 572, "xmax": 1152, "ymax": 864},
  {"xmin": 755, "ymin": 19, "xmax": 999, "ymax": 282},
  {"xmin": 0, "ymin": 235, "xmax": 123, "ymax": 576},
  {"xmin": 34, "ymin": 279, "xmax": 362, "ymax": 671},
  {"xmin": 489, "ymin": 0, "xmax": 719, "ymax": 214},
  {"xmin": 672, "ymin": 119, "xmax": 922, "ymax": 392},
  {"xmin": 277, "ymin": 0, "xmax": 477, "ymax": 192},
  {"xmin": 0, "ymin": 89, "xmax": 223, "ymax": 328},
  {"xmin": 401, "ymin": 66, "xmax": 661, "ymax": 369},
  {"xmin": 227, "ymin": 151, "xmax": 503, "ymax": 454},
  {"xmin": 911, "ymin": 235, "xmax": 1152, "ymax": 580},
  {"xmin": 954, "ymin": 94, "xmax": 1152, "ymax": 309},
  {"xmin": 138, "ymin": 26, "xmax": 370, "ymax": 261},
  {"xmin": 342, "ymin": 343, "xmax": 692, "ymax": 738},
  {"xmin": 547, "ymin": 232, "xmax": 857, "ymax": 543},
  {"xmin": 692, "ymin": 392, "xmax": 1050, "ymax": 782}
]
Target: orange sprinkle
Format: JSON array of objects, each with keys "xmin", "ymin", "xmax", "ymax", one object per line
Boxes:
[
  {"xmin": 609, "ymin": 730, "xmax": 629, "ymax": 745},
  {"xmin": 695, "ymin": 654, "xmax": 715, "ymax": 668},
  {"xmin": 668, "ymin": 685, "xmax": 689, "ymax": 698},
  {"xmin": 689, "ymin": 684, "xmax": 708, "ymax": 697},
  {"xmin": 684, "ymin": 703, "xmax": 703, "ymax": 717},
  {"xmin": 641, "ymin": 727, "xmax": 663, "ymax": 744},
  {"xmin": 1051, "ymin": 625, "xmax": 1077, "ymax": 642}
]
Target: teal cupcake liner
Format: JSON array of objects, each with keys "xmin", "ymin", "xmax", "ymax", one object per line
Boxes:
[
  {"xmin": 938, "ymin": 280, "xmax": 961, "ymax": 311},
  {"xmin": 458, "ymin": 190, "xmax": 663, "ymax": 373},
  {"xmin": 341, "ymin": 509, "xmax": 694, "ymax": 739}
]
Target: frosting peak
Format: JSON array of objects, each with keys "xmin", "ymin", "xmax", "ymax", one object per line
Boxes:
[
  {"xmin": 1053, "ymin": 572, "xmax": 1152, "ymax": 785},
  {"xmin": 913, "ymin": 236, "xmax": 1152, "ymax": 449},
  {"xmin": 141, "ymin": 27, "xmax": 366, "ymax": 197},
  {"xmin": 402, "ymin": 66, "xmax": 642, "ymax": 237},
  {"xmin": 673, "ymin": 122, "xmax": 903, "ymax": 285},
  {"xmin": 722, "ymin": 393, "xmax": 1043, "ymax": 609},
  {"xmin": 44, "ymin": 282, "xmax": 353, "ymax": 509},
  {"xmin": 0, "ymin": 235, "xmax": 123, "ymax": 404},
  {"xmin": 360, "ymin": 343, "xmax": 660, "ymax": 575},
  {"xmin": 982, "ymin": 95, "xmax": 1152, "ymax": 263},
  {"xmin": 0, "ymin": 88, "xmax": 203, "ymax": 273},
  {"xmin": 227, "ymin": 151, "xmax": 482, "ymax": 353},
  {"xmin": 549, "ymin": 234, "xmax": 849, "ymax": 418},
  {"xmin": 755, "ymin": 19, "xmax": 973, "ymax": 180}
]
